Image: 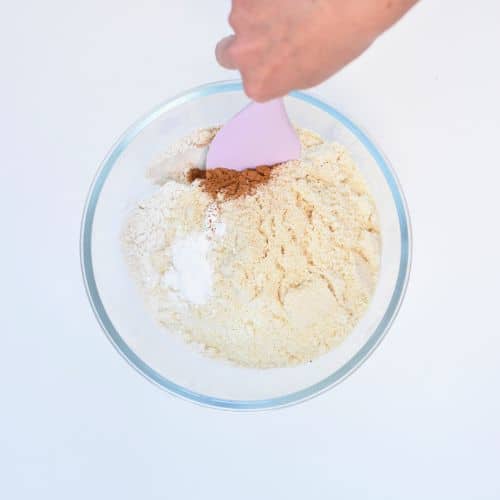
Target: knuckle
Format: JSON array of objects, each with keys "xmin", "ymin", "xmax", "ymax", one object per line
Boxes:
[
  {"xmin": 228, "ymin": 11, "xmax": 237, "ymax": 29},
  {"xmin": 243, "ymin": 79, "xmax": 267, "ymax": 102},
  {"xmin": 229, "ymin": 0, "xmax": 254, "ymax": 29},
  {"xmin": 232, "ymin": 0, "xmax": 253, "ymax": 10},
  {"xmin": 228, "ymin": 10, "xmax": 244, "ymax": 30}
]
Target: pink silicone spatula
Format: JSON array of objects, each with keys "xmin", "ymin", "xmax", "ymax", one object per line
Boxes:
[{"xmin": 206, "ymin": 98, "xmax": 301, "ymax": 171}]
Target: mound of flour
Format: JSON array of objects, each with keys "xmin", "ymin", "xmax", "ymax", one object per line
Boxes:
[{"xmin": 122, "ymin": 129, "xmax": 380, "ymax": 368}]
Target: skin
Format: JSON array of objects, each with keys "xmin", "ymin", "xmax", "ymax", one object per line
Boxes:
[{"xmin": 216, "ymin": 0, "xmax": 419, "ymax": 101}]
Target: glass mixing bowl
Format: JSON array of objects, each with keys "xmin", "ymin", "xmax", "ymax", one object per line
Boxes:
[{"xmin": 81, "ymin": 81, "xmax": 411, "ymax": 410}]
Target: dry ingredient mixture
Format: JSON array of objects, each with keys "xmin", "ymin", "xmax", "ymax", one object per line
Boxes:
[{"xmin": 122, "ymin": 128, "xmax": 380, "ymax": 368}]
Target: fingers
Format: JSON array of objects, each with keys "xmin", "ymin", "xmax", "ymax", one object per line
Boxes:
[
  {"xmin": 215, "ymin": 35, "xmax": 238, "ymax": 69},
  {"xmin": 215, "ymin": 35, "xmax": 292, "ymax": 101},
  {"xmin": 243, "ymin": 78, "xmax": 292, "ymax": 103}
]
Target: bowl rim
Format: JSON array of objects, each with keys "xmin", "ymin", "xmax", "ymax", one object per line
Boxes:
[{"xmin": 80, "ymin": 79, "xmax": 412, "ymax": 411}]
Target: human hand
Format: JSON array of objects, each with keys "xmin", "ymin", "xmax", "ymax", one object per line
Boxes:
[{"xmin": 216, "ymin": 0, "xmax": 418, "ymax": 101}]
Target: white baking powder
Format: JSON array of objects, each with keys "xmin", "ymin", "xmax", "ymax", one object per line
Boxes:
[
  {"xmin": 161, "ymin": 203, "xmax": 225, "ymax": 305},
  {"xmin": 162, "ymin": 231, "xmax": 213, "ymax": 305}
]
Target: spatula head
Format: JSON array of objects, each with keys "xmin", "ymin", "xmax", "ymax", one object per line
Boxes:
[{"xmin": 206, "ymin": 98, "xmax": 301, "ymax": 171}]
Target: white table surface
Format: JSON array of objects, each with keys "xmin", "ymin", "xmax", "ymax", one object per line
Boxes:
[{"xmin": 1, "ymin": 1, "xmax": 499, "ymax": 498}]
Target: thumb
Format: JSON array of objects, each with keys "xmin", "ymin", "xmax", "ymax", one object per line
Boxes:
[{"xmin": 215, "ymin": 35, "xmax": 238, "ymax": 69}]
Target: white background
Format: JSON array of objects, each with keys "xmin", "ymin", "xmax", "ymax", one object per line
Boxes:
[{"xmin": 1, "ymin": 1, "xmax": 499, "ymax": 498}]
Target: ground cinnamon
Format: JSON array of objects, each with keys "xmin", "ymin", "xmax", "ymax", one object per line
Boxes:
[{"xmin": 187, "ymin": 166, "xmax": 272, "ymax": 199}]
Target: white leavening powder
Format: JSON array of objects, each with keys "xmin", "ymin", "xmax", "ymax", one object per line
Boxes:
[{"xmin": 162, "ymin": 231, "xmax": 212, "ymax": 305}]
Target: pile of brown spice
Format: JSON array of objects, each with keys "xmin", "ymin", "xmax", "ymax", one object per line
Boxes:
[{"xmin": 187, "ymin": 166, "xmax": 273, "ymax": 200}]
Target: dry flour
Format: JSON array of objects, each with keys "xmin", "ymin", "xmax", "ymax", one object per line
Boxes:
[{"xmin": 122, "ymin": 129, "xmax": 380, "ymax": 368}]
